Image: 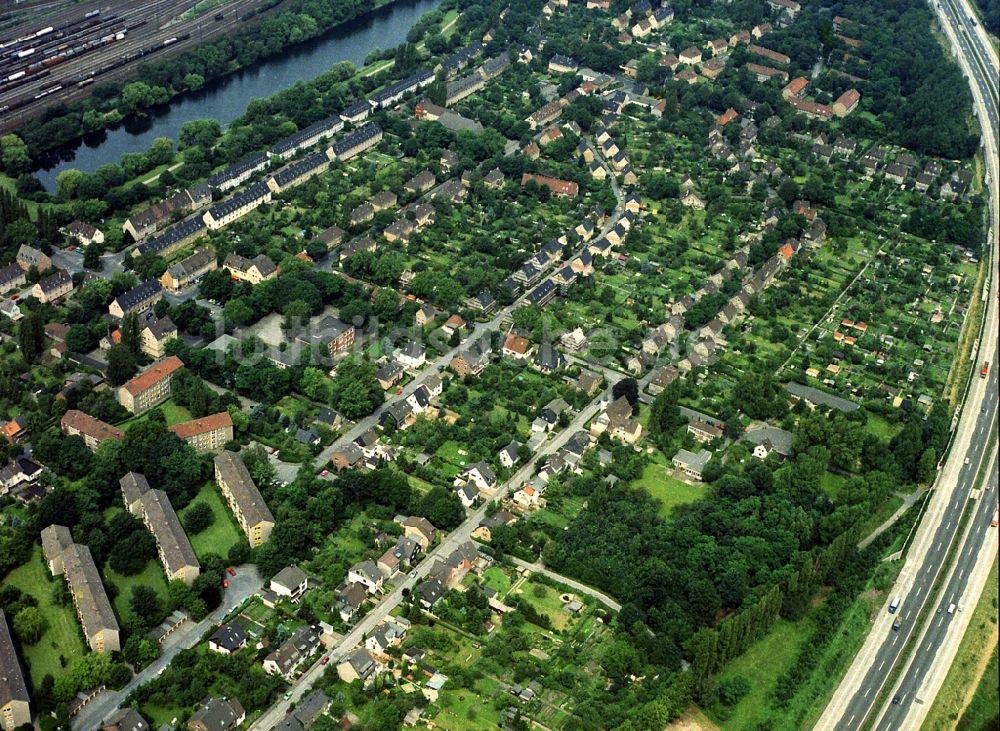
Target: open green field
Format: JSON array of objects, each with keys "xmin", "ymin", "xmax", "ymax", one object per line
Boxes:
[
  {"xmin": 104, "ymin": 560, "xmax": 170, "ymax": 624},
  {"xmin": 4, "ymin": 546, "xmax": 86, "ymax": 686},
  {"xmin": 708, "ymin": 618, "xmax": 814, "ymax": 730},
  {"xmin": 178, "ymin": 482, "xmax": 243, "ymax": 560},
  {"xmin": 633, "ymin": 458, "xmax": 703, "ymax": 518},
  {"xmin": 923, "ymin": 556, "xmax": 999, "ymax": 730}
]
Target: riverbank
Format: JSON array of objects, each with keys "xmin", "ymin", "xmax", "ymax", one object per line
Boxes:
[{"xmin": 19, "ymin": 0, "xmax": 445, "ymax": 188}]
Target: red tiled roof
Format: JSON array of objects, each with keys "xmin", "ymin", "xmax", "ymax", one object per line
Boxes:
[
  {"xmin": 168, "ymin": 411, "xmax": 233, "ymax": 439},
  {"xmin": 717, "ymin": 108, "xmax": 738, "ymax": 126},
  {"xmin": 835, "ymin": 88, "xmax": 861, "ymax": 110},
  {"xmin": 750, "ymin": 45, "xmax": 790, "ymax": 65},
  {"xmin": 503, "ymin": 334, "xmax": 531, "ymax": 354},
  {"xmin": 784, "ymin": 76, "xmax": 808, "ymax": 96},
  {"xmin": 121, "ymin": 356, "xmax": 184, "ymax": 397},
  {"xmin": 520, "ymin": 173, "xmax": 579, "ymax": 197},
  {"xmin": 61, "ymin": 409, "xmax": 123, "ymax": 443}
]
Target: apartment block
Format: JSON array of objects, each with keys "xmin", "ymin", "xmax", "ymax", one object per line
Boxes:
[
  {"xmin": 117, "ymin": 356, "xmax": 184, "ymax": 414},
  {"xmin": 120, "ymin": 473, "xmax": 200, "ymax": 585},
  {"xmin": 60, "ymin": 409, "xmax": 124, "ymax": 451},
  {"xmin": 213, "ymin": 451, "xmax": 275, "ymax": 547},
  {"xmin": 168, "ymin": 411, "xmax": 234, "ymax": 453},
  {"xmin": 40, "ymin": 525, "xmax": 120, "ymax": 653}
]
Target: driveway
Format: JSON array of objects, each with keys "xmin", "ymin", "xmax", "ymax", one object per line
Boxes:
[{"xmin": 72, "ymin": 565, "xmax": 263, "ymax": 730}]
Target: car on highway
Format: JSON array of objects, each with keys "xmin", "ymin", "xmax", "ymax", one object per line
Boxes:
[
  {"xmin": 284, "ymin": 692, "xmax": 292, "ymax": 701},
  {"xmin": 227, "ymin": 567, "xmax": 236, "ymax": 576},
  {"xmin": 964, "ymin": 457, "xmax": 971, "ymax": 465},
  {"xmin": 321, "ymin": 655, "xmax": 330, "ymax": 665},
  {"xmin": 892, "ymin": 694, "xmax": 902, "ymax": 705}
]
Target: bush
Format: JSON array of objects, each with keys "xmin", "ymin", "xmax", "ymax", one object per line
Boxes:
[
  {"xmin": 718, "ymin": 675, "xmax": 751, "ymax": 706},
  {"xmin": 183, "ymin": 501, "xmax": 215, "ymax": 535}
]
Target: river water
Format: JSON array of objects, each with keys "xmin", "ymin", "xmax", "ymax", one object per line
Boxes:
[{"xmin": 35, "ymin": 0, "xmax": 442, "ymax": 191}]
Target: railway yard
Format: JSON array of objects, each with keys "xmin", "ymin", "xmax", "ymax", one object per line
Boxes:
[{"xmin": 0, "ymin": 0, "xmax": 288, "ymax": 133}]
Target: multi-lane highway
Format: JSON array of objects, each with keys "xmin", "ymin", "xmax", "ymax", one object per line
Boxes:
[
  {"xmin": 817, "ymin": 0, "xmax": 999, "ymax": 727},
  {"xmin": 875, "ymin": 450, "xmax": 998, "ymax": 728}
]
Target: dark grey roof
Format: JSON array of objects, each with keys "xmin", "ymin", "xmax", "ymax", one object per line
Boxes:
[
  {"xmin": 113, "ymin": 280, "xmax": 162, "ymax": 314},
  {"xmin": 272, "ymin": 151, "xmax": 329, "ymax": 187},
  {"xmin": 207, "ymin": 181, "xmax": 271, "ymax": 220},
  {"xmin": 136, "ymin": 216, "xmax": 206, "ymax": 256},
  {"xmin": 209, "ymin": 622, "xmax": 248, "ymax": 652}
]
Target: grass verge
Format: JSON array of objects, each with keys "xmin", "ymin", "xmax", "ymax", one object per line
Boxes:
[{"xmin": 921, "ymin": 555, "xmax": 999, "ymax": 730}]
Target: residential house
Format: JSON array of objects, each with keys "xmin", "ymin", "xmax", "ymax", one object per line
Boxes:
[
  {"xmin": 208, "ymin": 622, "xmax": 249, "ymax": 655},
  {"xmin": 396, "ymin": 342, "xmax": 426, "ymax": 370},
  {"xmin": 139, "ymin": 317, "xmax": 177, "ymax": 359},
  {"xmin": 337, "ymin": 648, "xmax": 378, "ymax": 684},
  {"xmin": 263, "ymin": 625, "xmax": 322, "ymax": 680},
  {"xmin": 348, "ymin": 560, "xmax": 384, "ymax": 594},
  {"xmin": 160, "ymin": 248, "xmax": 217, "ymax": 292},
  {"xmin": 499, "ymin": 441, "xmax": 521, "ymax": 468},
  {"xmin": 0, "ymin": 263, "xmax": 26, "ymax": 294},
  {"xmin": 203, "ymin": 181, "xmax": 272, "ymax": 229},
  {"xmin": 32, "ymin": 270, "xmax": 73, "ymax": 303},
  {"xmin": 187, "ymin": 698, "xmax": 245, "ymax": 731},
  {"xmin": 400, "ymin": 516, "xmax": 437, "ymax": 549},
  {"xmin": 688, "ymin": 419, "xmax": 723, "ymax": 443},
  {"xmin": 223, "ymin": 253, "xmax": 277, "ymax": 284},
  {"xmin": 591, "ymin": 395, "xmax": 642, "ymax": 444},
  {"xmin": 16, "ymin": 244, "xmax": 50, "ymax": 272},
  {"xmin": 672, "ymin": 448, "xmax": 712, "ymax": 480}
]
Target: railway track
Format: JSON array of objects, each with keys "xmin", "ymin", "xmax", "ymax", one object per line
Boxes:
[{"xmin": 0, "ymin": 0, "xmax": 286, "ymax": 133}]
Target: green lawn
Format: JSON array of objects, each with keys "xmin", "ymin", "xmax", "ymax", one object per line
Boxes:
[
  {"xmin": 633, "ymin": 460, "xmax": 703, "ymax": 518},
  {"xmin": 178, "ymin": 482, "xmax": 243, "ymax": 560},
  {"xmin": 820, "ymin": 470, "xmax": 849, "ymax": 501},
  {"xmin": 708, "ymin": 618, "xmax": 814, "ymax": 730},
  {"xmin": 104, "ymin": 560, "xmax": 170, "ymax": 624},
  {"xmin": 158, "ymin": 399, "xmax": 193, "ymax": 426},
  {"xmin": 482, "ymin": 566, "xmax": 512, "ymax": 595},
  {"xmin": 867, "ymin": 413, "xmax": 901, "ymax": 440},
  {"xmin": 516, "ymin": 579, "xmax": 573, "ymax": 631},
  {"xmin": 4, "ymin": 547, "xmax": 86, "ymax": 686}
]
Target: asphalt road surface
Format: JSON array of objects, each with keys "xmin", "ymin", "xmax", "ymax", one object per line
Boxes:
[
  {"xmin": 875, "ymin": 449, "xmax": 998, "ymax": 728},
  {"xmin": 818, "ymin": 0, "xmax": 999, "ymax": 724},
  {"xmin": 72, "ymin": 565, "xmax": 263, "ymax": 730}
]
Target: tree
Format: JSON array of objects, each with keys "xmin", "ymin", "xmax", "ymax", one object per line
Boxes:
[
  {"xmin": 183, "ymin": 502, "xmax": 215, "ymax": 535},
  {"xmin": 17, "ymin": 310, "xmax": 45, "ymax": 363},
  {"xmin": 106, "ymin": 345, "xmax": 139, "ymax": 386},
  {"xmin": 13, "ymin": 606, "xmax": 48, "ymax": 645},
  {"xmin": 418, "ymin": 486, "xmax": 465, "ymax": 530},
  {"xmin": 0, "ymin": 134, "xmax": 31, "ymax": 175},
  {"xmin": 129, "ymin": 585, "xmax": 162, "ymax": 626},
  {"xmin": 612, "ymin": 378, "xmax": 639, "ymax": 406},
  {"xmin": 119, "ymin": 312, "xmax": 141, "ymax": 354}
]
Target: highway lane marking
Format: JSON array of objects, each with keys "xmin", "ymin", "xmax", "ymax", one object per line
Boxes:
[
  {"xmin": 848, "ymin": 714, "xmax": 856, "ymax": 726},
  {"xmin": 879, "ymin": 660, "xmax": 886, "ymax": 672},
  {"xmin": 864, "ymin": 687, "xmax": 871, "ymax": 698}
]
